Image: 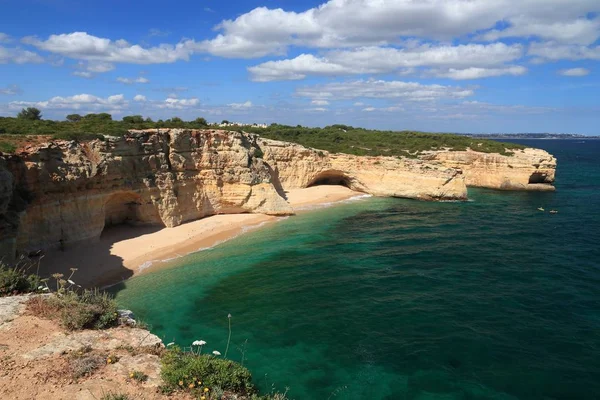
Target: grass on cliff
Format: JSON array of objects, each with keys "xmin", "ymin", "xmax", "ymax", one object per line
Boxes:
[
  {"xmin": 0, "ymin": 115, "xmax": 525, "ymax": 157},
  {"xmin": 247, "ymin": 124, "xmax": 526, "ymax": 157}
]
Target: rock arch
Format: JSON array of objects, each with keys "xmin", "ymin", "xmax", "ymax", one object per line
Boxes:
[{"xmin": 307, "ymin": 170, "xmax": 356, "ymax": 190}]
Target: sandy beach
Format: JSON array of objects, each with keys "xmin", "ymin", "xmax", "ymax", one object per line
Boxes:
[{"xmin": 37, "ymin": 186, "xmax": 362, "ymax": 287}]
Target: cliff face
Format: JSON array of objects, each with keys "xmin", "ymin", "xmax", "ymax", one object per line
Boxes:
[
  {"xmin": 0, "ymin": 129, "xmax": 556, "ymax": 260},
  {"xmin": 258, "ymin": 138, "xmax": 467, "ymax": 200},
  {"xmin": 422, "ymin": 148, "xmax": 556, "ymax": 191},
  {"xmin": 0, "ymin": 129, "xmax": 292, "ymax": 256}
]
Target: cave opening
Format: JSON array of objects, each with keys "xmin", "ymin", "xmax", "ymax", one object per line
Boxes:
[
  {"xmin": 529, "ymin": 172, "xmax": 548, "ymax": 184},
  {"xmin": 307, "ymin": 170, "xmax": 353, "ymax": 189},
  {"xmin": 103, "ymin": 192, "xmax": 143, "ymax": 230}
]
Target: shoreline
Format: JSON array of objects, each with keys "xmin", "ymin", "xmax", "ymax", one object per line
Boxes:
[{"xmin": 37, "ymin": 186, "xmax": 365, "ymax": 288}]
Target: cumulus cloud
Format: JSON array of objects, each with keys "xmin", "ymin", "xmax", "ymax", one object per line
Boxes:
[
  {"xmin": 528, "ymin": 42, "xmax": 600, "ymax": 61},
  {"xmin": 9, "ymin": 93, "xmax": 128, "ymax": 112},
  {"xmin": 0, "ymin": 33, "xmax": 11, "ymax": 43},
  {"xmin": 22, "ymin": 32, "xmax": 193, "ymax": 64},
  {"xmin": 248, "ymin": 43, "xmax": 525, "ymax": 81},
  {"xmin": 117, "ymin": 76, "xmax": 150, "ymax": 84},
  {"xmin": 430, "ymin": 66, "xmax": 527, "ymax": 80},
  {"xmin": 228, "ymin": 100, "xmax": 253, "ymax": 109},
  {"xmin": 559, "ymin": 67, "xmax": 590, "ymax": 76},
  {"xmin": 295, "ymin": 79, "xmax": 475, "ymax": 102},
  {"xmin": 0, "ymin": 46, "xmax": 44, "ymax": 64},
  {"xmin": 134, "ymin": 95, "xmax": 147, "ymax": 102},
  {"xmin": 198, "ymin": 0, "xmax": 600, "ymax": 57},
  {"xmin": 158, "ymin": 97, "xmax": 200, "ymax": 109}
]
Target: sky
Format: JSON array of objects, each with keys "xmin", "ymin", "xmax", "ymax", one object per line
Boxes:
[{"xmin": 0, "ymin": 0, "xmax": 599, "ymax": 134}]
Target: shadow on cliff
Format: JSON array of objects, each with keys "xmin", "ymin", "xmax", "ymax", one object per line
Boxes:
[{"xmin": 36, "ymin": 225, "xmax": 162, "ymax": 290}]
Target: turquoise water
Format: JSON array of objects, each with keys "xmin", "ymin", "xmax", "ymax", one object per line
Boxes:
[{"xmin": 112, "ymin": 140, "xmax": 600, "ymax": 399}]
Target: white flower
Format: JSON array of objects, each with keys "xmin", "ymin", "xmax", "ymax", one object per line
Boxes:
[
  {"xmin": 42, "ymin": 287, "xmax": 50, "ymax": 291},
  {"xmin": 212, "ymin": 350, "xmax": 221, "ymax": 356},
  {"xmin": 166, "ymin": 342, "xmax": 175, "ymax": 347},
  {"xmin": 228, "ymin": 313, "xmax": 232, "ymax": 318},
  {"xmin": 37, "ymin": 285, "xmax": 44, "ymax": 290},
  {"xmin": 67, "ymin": 279, "xmax": 76, "ymax": 285},
  {"xmin": 192, "ymin": 340, "xmax": 206, "ymax": 346}
]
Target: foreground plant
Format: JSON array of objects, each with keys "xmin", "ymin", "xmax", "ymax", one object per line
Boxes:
[
  {"xmin": 0, "ymin": 258, "xmax": 42, "ymax": 296},
  {"xmin": 161, "ymin": 346, "xmax": 255, "ymax": 396}
]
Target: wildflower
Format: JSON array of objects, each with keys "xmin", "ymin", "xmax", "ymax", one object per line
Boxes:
[
  {"xmin": 201, "ymin": 397, "xmax": 206, "ymax": 400},
  {"xmin": 178, "ymin": 380, "xmax": 183, "ymax": 386},
  {"xmin": 37, "ymin": 285, "xmax": 44, "ymax": 290},
  {"xmin": 192, "ymin": 340, "xmax": 206, "ymax": 346},
  {"xmin": 166, "ymin": 342, "xmax": 175, "ymax": 347},
  {"xmin": 67, "ymin": 279, "xmax": 76, "ymax": 285},
  {"xmin": 107, "ymin": 358, "xmax": 112, "ymax": 364},
  {"xmin": 70, "ymin": 268, "xmax": 78, "ymax": 271},
  {"xmin": 212, "ymin": 350, "xmax": 221, "ymax": 356},
  {"xmin": 130, "ymin": 373, "xmax": 134, "ymax": 378},
  {"xmin": 42, "ymin": 287, "xmax": 49, "ymax": 291},
  {"xmin": 228, "ymin": 313, "xmax": 232, "ymax": 318},
  {"xmin": 204, "ymin": 387, "xmax": 209, "ymax": 392},
  {"xmin": 188, "ymin": 383, "xmax": 195, "ymax": 389}
]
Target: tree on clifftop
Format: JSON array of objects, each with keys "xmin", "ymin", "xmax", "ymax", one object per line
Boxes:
[
  {"xmin": 122, "ymin": 115, "xmax": 145, "ymax": 124},
  {"xmin": 194, "ymin": 117, "xmax": 208, "ymax": 126},
  {"xmin": 66, "ymin": 114, "xmax": 82, "ymax": 122},
  {"xmin": 17, "ymin": 107, "xmax": 42, "ymax": 121}
]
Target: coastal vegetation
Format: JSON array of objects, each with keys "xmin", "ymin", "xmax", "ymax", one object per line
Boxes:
[
  {"xmin": 0, "ymin": 109, "xmax": 525, "ymax": 157},
  {"xmin": 1, "ymin": 265, "xmax": 291, "ymax": 399}
]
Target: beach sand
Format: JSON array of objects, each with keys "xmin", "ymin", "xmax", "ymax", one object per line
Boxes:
[{"xmin": 37, "ymin": 186, "xmax": 362, "ymax": 287}]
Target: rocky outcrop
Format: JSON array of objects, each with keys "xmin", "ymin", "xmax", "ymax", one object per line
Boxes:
[
  {"xmin": 259, "ymin": 138, "xmax": 467, "ymax": 200},
  {"xmin": 0, "ymin": 129, "xmax": 293, "ymax": 258},
  {"xmin": 422, "ymin": 148, "xmax": 556, "ymax": 191},
  {"xmin": 0, "ymin": 129, "xmax": 556, "ymax": 260}
]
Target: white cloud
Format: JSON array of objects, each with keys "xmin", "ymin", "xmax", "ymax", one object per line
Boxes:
[
  {"xmin": 148, "ymin": 29, "xmax": 170, "ymax": 38},
  {"xmin": 228, "ymin": 101, "xmax": 253, "ymax": 109},
  {"xmin": 430, "ymin": 66, "xmax": 527, "ymax": 80},
  {"xmin": 22, "ymin": 32, "xmax": 193, "ymax": 64},
  {"xmin": 559, "ymin": 67, "xmax": 590, "ymax": 76},
  {"xmin": 9, "ymin": 93, "xmax": 128, "ymax": 112},
  {"xmin": 199, "ymin": 0, "xmax": 600, "ymax": 57},
  {"xmin": 0, "ymin": 46, "xmax": 44, "ymax": 64},
  {"xmin": 0, "ymin": 33, "xmax": 11, "ymax": 43},
  {"xmin": 0, "ymin": 84, "xmax": 20, "ymax": 95},
  {"xmin": 296, "ymin": 79, "xmax": 475, "ymax": 102},
  {"xmin": 248, "ymin": 43, "xmax": 525, "ymax": 81},
  {"xmin": 86, "ymin": 62, "xmax": 115, "ymax": 73},
  {"xmin": 134, "ymin": 95, "xmax": 147, "ymax": 102},
  {"xmin": 311, "ymin": 99, "xmax": 330, "ymax": 106},
  {"xmin": 73, "ymin": 71, "xmax": 94, "ymax": 78},
  {"xmin": 528, "ymin": 42, "xmax": 600, "ymax": 61},
  {"xmin": 158, "ymin": 97, "xmax": 200, "ymax": 109},
  {"xmin": 117, "ymin": 76, "xmax": 150, "ymax": 84},
  {"xmin": 362, "ymin": 107, "xmax": 376, "ymax": 112}
]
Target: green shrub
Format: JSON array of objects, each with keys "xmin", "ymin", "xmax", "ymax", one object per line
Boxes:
[
  {"xmin": 129, "ymin": 370, "xmax": 148, "ymax": 382},
  {"xmin": 161, "ymin": 347, "xmax": 256, "ymax": 395},
  {"xmin": 45, "ymin": 289, "xmax": 119, "ymax": 330},
  {"xmin": 0, "ymin": 261, "xmax": 41, "ymax": 296},
  {"xmin": 0, "ymin": 141, "xmax": 16, "ymax": 153}
]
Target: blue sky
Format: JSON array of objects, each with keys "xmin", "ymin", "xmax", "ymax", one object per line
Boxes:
[{"xmin": 0, "ymin": 0, "xmax": 599, "ymax": 134}]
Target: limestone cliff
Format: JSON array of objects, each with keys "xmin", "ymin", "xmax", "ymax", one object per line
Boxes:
[
  {"xmin": 258, "ymin": 138, "xmax": 467, "ymax": 200},
  {"xmin": 422, "ymin": 148, "xmax": 556, "ymax": 191},
  {"xmin": 0, "ymin": 129, "xmax": 556, "ymax": 260},
  {"xmin": 0, "ymin": 129, "xmax": 292, "ymax": 257}
]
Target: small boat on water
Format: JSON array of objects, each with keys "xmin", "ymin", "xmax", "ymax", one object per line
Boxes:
[
  {"xmin": 537, "ymin": 207, "xmax": 545, "ymax": 211},
  {"xmin": 550, "ymin": 210, "xmax": 558, "ymax": 214}
]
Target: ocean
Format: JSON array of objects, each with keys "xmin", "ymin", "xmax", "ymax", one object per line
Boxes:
[{"xmin": 112, "ymin": 139, "xmax": 600, "ymax": 399}]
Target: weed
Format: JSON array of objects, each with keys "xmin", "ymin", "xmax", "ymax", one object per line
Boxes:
[
  {"xmin": 129, "ymin": 370, "xmax": 148, "ymax": 382},
  {"xmin": 70, "ymin": 353, "xmax": 104, "ymax": 378}
]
